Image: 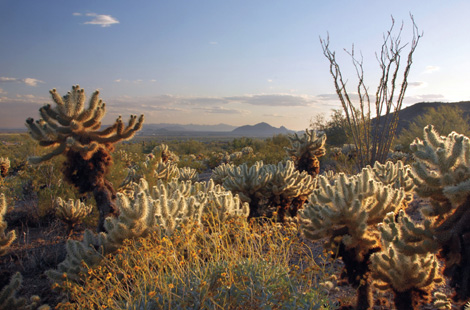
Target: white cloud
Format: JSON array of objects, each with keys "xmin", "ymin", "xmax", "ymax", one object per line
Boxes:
[
  {"xmin": 423, "ymin": 66, "xmax": 440, "ymax": 74},
  {"xmin": 209, "ymin": 41, "xmax": 218, "ymax": 45},
  {"xmin": 225, "ymin": 94, "xmax": 316, "ymax": 107},
  {"xmin": 22, "ymin": 78, "xmax": 44, "ymax": 86},
  {"xmin": 0, "ymin": 77, "xmax": 44, "ymax": 86},
  {"xmin": 72, "ymin": 12, "xmax": 82, "ymax": 16},
  {"xmin": 408, "ymin": 81, "xmax": 427, "ymax": 88},
  {"xmin": 83, "ymin": 13, "xmax": 119, "ymax": 27},
  {"xmin": 267, "ymin": 79, "xmax": 273, "ymax": 83}
]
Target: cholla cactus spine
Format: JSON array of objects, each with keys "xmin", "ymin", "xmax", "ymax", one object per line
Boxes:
[{"xmin": 0, "ymin": 194, "xmax": 16, "ymax": 256}]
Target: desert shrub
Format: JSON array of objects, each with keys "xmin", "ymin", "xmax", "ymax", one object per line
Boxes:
[
  {"xmin": 395, "ymin": 105, "xmax": 470, "ymax": 152},
  {"xmin": 54, "ymin": 217, "xmax": 337, "ymax": 309}
]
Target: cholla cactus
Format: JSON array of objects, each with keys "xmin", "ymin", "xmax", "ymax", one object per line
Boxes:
[
  {"xmin": 55, "ymin": 198, "xmax": 93, "ymax": 235},
  {"xmin": 0, "ymin": 194, "xmax": 16, "ymax": 256},
  {"xmin": 0, "ymin": 272, "xmax": 50, "ymax": 310},
  {"xmin": 178, "ymin": 167, "xmax": 199, "ymax": 182},
  {"xmin": 153, "ymin": 159, "xmax": 180, "ymax": 181},
  {"xmin": 151, "ymin": 144, "xmax": 179, "ymax": 163},
  {"xmin": 300, "ymin": 168, "xmax": 405, "ymax": 309},
  {"xmin": 371, "ymin": 160, "xmax": 415, "ymax": 205},
  {"xmin": 48, "ymin": 177, "xmax": 249, "ymax": 283},
  {"xmin": 25, "ymin": 85, "xmax": 144, "ymax": 232},
  {"xmin": 370, "ymin": 212, "xmax": 443, "ymax": 310},
  {"xmin": 396, "ymin": 125, "xmax": 470, "ymax": 301},
  {"xmin": 285, "ymin": 129, "xmax": 326, "ymax": 176},
  {"xmin": 0, "ymin": 157, "xmax": 10, "ymax": 178},
  {"xmin": 222, "ymin": 160, "xmax": 315, "ymax": 221},
  {"xmin": 211, "ymin": 163, "xmax": 235, "ymax": 185}
]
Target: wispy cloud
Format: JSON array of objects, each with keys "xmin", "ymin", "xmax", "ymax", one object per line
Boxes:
[
  {"xmin": 408, "ymin": 81, "xmax": 427, "ymax": 88},
  {"xmin": 75, "ymin": 12, "xmax": 119, "ymax": 27},
  {"xmin": 209, "ymin": 41, "xmax": 218, "ymax": 45},
  {"xmin": 225, "ymin": 94, "xmax": 316, "ymax": 106},
  {"xmin": 0, "ymin": 77, "xmax": 44, "ymax": 86},
  {"xmin": 423, "ymin": 65, "xmax": 440, "ymax": 74},
  {"xmin": 199, "ymin": 106, "xmax": 248, "ymax": 115},
  {"xmin": 114, "ymin": 79, "xmax": 156, "ymax": 84}
]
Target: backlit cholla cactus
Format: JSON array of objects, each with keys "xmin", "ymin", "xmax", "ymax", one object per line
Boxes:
[
  {"xmin": 393, "ymin": 125, "xmax": 470, "ymax": 301},
  {"xmin": 0, "ymin": 272, "xmax": 50, "ymax": 310},
  {"xmin": 371, "ymin": 160, "xmax": 415, "ymax": 206},
  {"xmin": 0, "ymin": 157, "xmax": 10, "ymax": 178},
  {"xmin": 211, "ymin": 163, "xmax": 235, "ymax": 185},
  {"xmin": 222, "ymin": 160, "xmax": 315, "ymax": 221},
  {"xmin": 153, "ymin": 159, "xmax": 180, "ymax": 182},
  {"xmin": 300, "ymin": 168, "xmax": 405, "ymax": 310},
  {"xmin": 151, "ymin": 143, "xmax": 179, "ymax": 163},
  {"xmin": 25, "ymin": 85, "xmax": 144, "ymax": 232},
  {"xmin": 55, "ymin": 198, "xmax": 93, "ymax": 235},
  {"xmin": 285, "ymin": 129, "xmax": 326, "ymax": 177},
  {"xmin": 47, "ymin": 177, "xmax": 249, "ymax": 283},
  {"xmin": 178, "ymin": 167, "xmax": 199, "ymax": 182},
  {"xmin": 0, "ymin": 194, "xmax": 16, "ymax": 256},
  {"xmin": 370, "ymin": 212, "xmax": 443, "ymax": 310}
]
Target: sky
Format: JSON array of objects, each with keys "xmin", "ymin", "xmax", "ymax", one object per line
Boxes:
[{"xmin": 1, "ymin": 0, "xmax": 470, "ymax": 131}]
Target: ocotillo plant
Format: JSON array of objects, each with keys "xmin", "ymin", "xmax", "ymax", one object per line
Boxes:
[
  {"xmin": 25, "ymin": 85, "xmax": 144, "ymax": 232},
  {"xmin": 395, "ymin": 125, "xmax": 470, "ymax": 302},
  {"xmin": 285, "ymin": 129, "xmax": 326, "ymax": 177},
  {"xmin": 300, "ymin": 166, "xmax": 406, "ymax": 310}
]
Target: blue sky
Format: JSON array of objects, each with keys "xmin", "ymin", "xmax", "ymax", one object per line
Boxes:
[{"xmin": 1, "ymin": 0, "xmax": 469, "ymax": 130}]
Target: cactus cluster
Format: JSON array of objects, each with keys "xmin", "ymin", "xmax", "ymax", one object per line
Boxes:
[
  {"xmin": 47, "ymin": 177, "xmax": 249, "ymax": 283},
  {"xmin": 55, "ymin": 198, "xmax": 93, "ymax": 235},
  {"xmin": 25, "ymin": 85, "xmax": 144, "ymax": 232},
  {"xmin": 219, "ymin": 160, "xmax": 315, "ymax": 221},
  {"xmin": 0, "ymin": 194, "xmax": 16, "ymax": 256},
  {"xmin": 370, "ymin": 212, "xmax": 443, "ymax": 309},
  {"xmin": 300, "ymin": 163, "xmax": 408, "ymax": 309},
  {"xmin": 285, "ymin": 129, "xmax": 326, "ymax": 177},
  {"xmin": 391, "ymin": 125, "xmax": 470, "ymax": 301},
  {"xmin": 0, "ymin": 273, "xmax": 49, "ymax": 310},
  {"xmin": 25, "ymin": 85, "xmax": 143, "ymax": 163}
]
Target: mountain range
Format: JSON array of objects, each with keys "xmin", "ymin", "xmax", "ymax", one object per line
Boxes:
[
  {"xmin": 138, "ymin": 121, "xmax": 297, "ymax": 137},
  {"xmin": 3, "ymin": 101, "xmax": 470, "ymax": 137}
]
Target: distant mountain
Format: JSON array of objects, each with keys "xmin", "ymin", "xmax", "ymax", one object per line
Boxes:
[{"xmin": 231, "ymin": 122, "xmax": 296, "ymax": 137}]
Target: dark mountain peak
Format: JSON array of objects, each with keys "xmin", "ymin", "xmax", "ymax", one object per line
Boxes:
[{"xmin": 231, "ymin": 122, "xmax": 295, "ymax": 137}]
